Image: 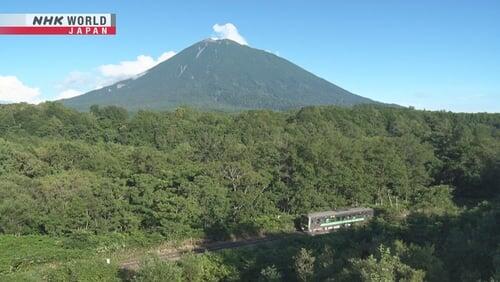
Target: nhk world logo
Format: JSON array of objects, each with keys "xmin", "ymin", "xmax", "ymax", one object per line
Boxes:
[{"xmin": 0, "ymin": 14, "xmax": 116, "ymax": 35}]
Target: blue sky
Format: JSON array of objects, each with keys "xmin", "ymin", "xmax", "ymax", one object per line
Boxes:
[{"xmin": 0, "ymin": 0, "xmax": 499, "ymax": 112}]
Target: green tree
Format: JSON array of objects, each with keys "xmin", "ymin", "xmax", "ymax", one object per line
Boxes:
[
  {"xmin": 351, "ymin": 245, "xmax": 425, "ymax": 282},
  {"xmin": 293, "ymin": 248, "xmax": 315, "ymax": 282},
  {"xmin": 259, "ymin": 265, "xmax": 282, "ymax": 282}
]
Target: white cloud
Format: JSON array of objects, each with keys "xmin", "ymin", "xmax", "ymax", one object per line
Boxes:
[
  {"xmin": 56, "ymin": 50, "xmax": 176, "ymax": 99},
  {"xmin": 0, "ymin": 75, "xmax": 42, "ymax": 104},
  {"xmin": 158, "ymin": 51, "xmax": 177, "ymax": 63},
  {"xmin": 99, "ymin": 55, "xmax": 156, "ymax": 80},
  {"xmin": 57, "ymin": 89, "xmax": 82, "ymax": 100},
  {"xmin": 98, "ymin": 51, "xmax": 176, "ymax": 81},
  {"xmin": 212, "ymin": 23, "xmax": 248, "ymax": 45}
]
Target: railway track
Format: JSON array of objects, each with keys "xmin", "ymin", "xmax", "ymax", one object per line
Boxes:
[
  {"xmin": 120, "ymin": 235, "xmax": 286, "ymax": 270},
  {"xmin": 120, "ymin": 218, "xmax": 369, "ymax": 270}
]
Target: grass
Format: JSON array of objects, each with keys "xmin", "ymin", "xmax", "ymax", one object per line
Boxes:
[
  {"xmin": 0, "ymin": 218, "xmax": 297, "ymax": 281},
  {"xmin": 0, "ymin": 232, "xmax": 165, "ymax": 280},
  {"xmin": 0, "ymin": 235, "xmax": 89, "ymax": 274},
  {"xmin": 0, "ymin": 234, "xmax": 208, "ymax": 281}
]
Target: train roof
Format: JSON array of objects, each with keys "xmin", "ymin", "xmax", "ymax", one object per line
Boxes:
[{"xmin": 307, "ymin": 207, "xmax": 373, "ymax": 218}]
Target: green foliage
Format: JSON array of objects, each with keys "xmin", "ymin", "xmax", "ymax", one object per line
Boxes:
[
  {"xmin": 293, "ymin": 248, "xmax": 316, "ymax": 282},
  {"xmin": 0, "ymin": 103, "xmax": 498, "ymax": 280},
  {"xmin": 133, "ymin": 257, "xmax": 183, "ymax": 282},
  {"xmin": 412, "ymin": 185, "xmax": 458, "ymax": 214},
  {"xmin": 349, "ymin": 245, "xmax": 425, "ymax": 282},
  {"xmin": 392, "ymin": 240, "xmax": 446, "ymax": 282},
  {"xmin": 215, "ymin": 199, "xmax": 499, "ymax": 281},
  {"xmin": 259, "ymin": 265, "xmax": 282, "ymax": 282},
  {"xmin": 180, "ymin": 254, "xmax": 233, "ymax": 282},
  {"xmin": 494, "ymin": 246, "xmax": 500, "ymax": 282},
  {"xmin": 0, "ymin": 235, "xmax": 89, "ymax": 274},
  {"xmin": 44, "ymin": 260, "xmax": 120, "ymax": 282},
  {"xmin": 133, "ymin": 254, "xmax": 234, "ymax": 282}
]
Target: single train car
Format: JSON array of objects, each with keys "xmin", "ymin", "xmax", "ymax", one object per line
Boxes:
[{"xmin": 300, "ymin": 207, "xmax": 374, "ymax": 235}]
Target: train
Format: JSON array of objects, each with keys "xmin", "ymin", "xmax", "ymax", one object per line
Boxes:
[{"xmin": 299, "ymin": 207, "xmax": 374, "ymax": 235}]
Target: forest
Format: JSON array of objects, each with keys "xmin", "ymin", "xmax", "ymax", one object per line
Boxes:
[{"xmin": 0, "ymin": 102, "xmax": 498, "ymax": 281}]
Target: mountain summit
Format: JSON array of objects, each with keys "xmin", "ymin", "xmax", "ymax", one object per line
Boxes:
[{"xmin": 62, "ymin": 39, "xmax": 378, "ymax": 111}]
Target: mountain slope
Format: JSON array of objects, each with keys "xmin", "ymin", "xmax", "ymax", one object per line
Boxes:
[{"xmin": 62, "ymin": 39, "xmax": 378, "ymax": 111}]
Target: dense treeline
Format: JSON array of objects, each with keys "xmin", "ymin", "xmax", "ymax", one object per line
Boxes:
[{"xmin": 0, "ymin": 102, "xmax": 499, "ymax": 280}]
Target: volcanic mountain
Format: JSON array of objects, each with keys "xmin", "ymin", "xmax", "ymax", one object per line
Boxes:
[{"xmin": 61, "ymin": 39, "xmax": 379, "ymax": 111}]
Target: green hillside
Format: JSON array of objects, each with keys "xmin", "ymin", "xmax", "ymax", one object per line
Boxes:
[{"xmin": 61, "ymin": 39, "xmax": 378, "ymax": 111}]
